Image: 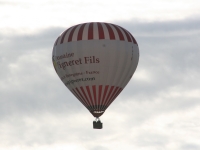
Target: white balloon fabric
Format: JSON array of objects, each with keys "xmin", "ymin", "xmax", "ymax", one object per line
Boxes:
[{"xmin": 52, "ymin": 22, "xmax": 139, "ymax": 117}]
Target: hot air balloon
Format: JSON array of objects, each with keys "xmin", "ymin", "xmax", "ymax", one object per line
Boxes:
[{"xmin": 52, "ymin": 22, "xmax": 139, "ymax": 129}]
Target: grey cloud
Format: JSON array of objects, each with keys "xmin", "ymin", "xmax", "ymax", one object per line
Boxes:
[
  {"xmin": 181, "ymin": 143, "xmax": 200, "ymax": 150},
  {"xmin": 90, "ymin": 146, "xmax": 109, "ymax": 150},
  {"xmin": 134, "ymin": 132, "xmax": 168, "ymax": 147},
  {"xmin": 117, "ymin": 17, "xmax": 200, "ymax": 35},
  {"xmin": 0, "ymin": 27, "xmax": 64, "ymax": 52}
]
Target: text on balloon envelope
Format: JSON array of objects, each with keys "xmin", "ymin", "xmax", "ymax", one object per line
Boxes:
[
  {"xmin": 56, "ymin": 56, "xmax": 100, "ymax": 70},
  {"xmin": 65, "ymin": 77, "xmax": 96, "ymax": 85}
]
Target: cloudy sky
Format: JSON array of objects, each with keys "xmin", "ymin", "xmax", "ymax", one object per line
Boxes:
[{"xmin": 1, "ymin": 0, "xmax": 200, "ymax": 150}]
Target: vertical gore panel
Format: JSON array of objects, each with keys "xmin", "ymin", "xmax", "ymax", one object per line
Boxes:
[
  {"xmin": 128, "ymin": 31, "xmax": 138, "ymax": 45},
  {"xmin": 80, "ymin": 87, "xmax": 92, "ymax": 108},
  {"xmin": 113, "ymin": 88, "xmax": 123, "ymax": 101},
  {"xmin": 71, "ymin": 89, "xmax": 87, "ymax": 107},
  {"xmin": 86, "ymin": 86, "xmax": 94, "ymax": 106},
  {"xmin": 106, "ymin": 86, "xmax": 119, "ymax": 106},
  {"xmin": 102, "ymin": 85, "xmax": 109, "ymax": 105},
  {"xmin": 120, "ymin": 27, "xmax": 132, "ymax": 42},
  {"xmin": 77, "ymin": 23, "xmax": 86, "ymax": 41},
  {"xmin": 105, "ymin": 23, "xmax": 115, "ymax": 40},
  {"xmin": 98, "ymin": 85, "xmax": 102, "ymax": 105},
  {"xmin": 105, "ymin": 86, "xmax": 114, "ymax": 104},
  {"xmin": 54, "ymin": 37, "xmax": 59, "ymax": 46},
  {"xmin": 107, "ymin": 88, "xmax": 123, "ymax": 107},
  {"xmin": 112, "ymin": 24, "xmax": 124, "ymax": 41},
  {"xmin": 92, "ymin": 85, "xmax": 97, "ymax": 105},
  {"xmin": 72, "ymin": 89, "xmax": 81, "ymax": 101},
  {"xmin": 75, "ymin": 88, "xmax": 90, "ymax": 108},
  {"xmin": 88, "ymin": 23, "xmax": 93, "ymax": 40},
  {"xmin": 68, "ymin": 25, "xmax": 78, "ymax": 42},
  {"xmin": 60, "ymin": 28, "xmax": 71, "ymax": 44},
  {"xmin": 97, "ymin": 23, "xmax": 105, "ymax": 39}
]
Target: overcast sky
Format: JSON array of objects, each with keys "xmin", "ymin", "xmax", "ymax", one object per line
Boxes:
[{"xmin": 1, "ymin": 0, "xmax": 200, "ymax": 150}]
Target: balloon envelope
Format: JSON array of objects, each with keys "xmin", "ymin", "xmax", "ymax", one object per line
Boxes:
[{"xmin": 52, "ymin": 22, "xmax": 139, "ymax": 117}]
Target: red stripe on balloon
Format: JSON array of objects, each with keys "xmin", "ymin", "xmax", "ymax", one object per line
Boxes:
[
  {"xmin": 112, "ymin": 87, "xmax": 120, "ymax": 99},
  {"xmin": 130, "ymin": 34, "xmax": 137, "ymax": 45},
  {"xmin": 77, "ymin": 23, "xmax": 86, "ymax": 41},
  {"xmin": 101, "ymin": 85, "xmax": 109, "ymax": 106},
  {"xmin": 71, "ymin": 89, "xmax": 87, "ymax": 107},
  {"xmin": 103, "ymin": 86, "xmax": 119, "ymax": 110},
  {"xmin": 75, "ymin": 87, "xmax": 89, "ymax": 107},
  {"xmin": 107, "ymin": 86, "xmax": 120, "ymax": 105},
  {"xmin": 107, "ymin": 88, "xmax": 123, "ymax": 107},
  {"xmin": 80, "ymin": 86, "xmax": 93, "ymax": 108},
  {"xmin": 105, "ymin": 23, "xmax": 115, "ymax": 40},
  {"xmin": 60, "ymin": 28, "xmax": 71, "ymax": 44},
  {"xmin": 97, "ymin": 23, "xmax": 105, "ymax": 39},
  {"xmin": 110, "ymin": 88, "xmax": 121, "ymax": 103},
  {"xmin": 113, "ymin": 88, "xmax": 123, "ymax": 101},
  {"xmin": 105, "ymin": 86, "xmax": 114, "ymax": 105},
  {"xmin": 54, "ymin": 37, "xmax": 59, "ymax": 46},
  {"xmin": 112, "ymin": 24, "xmax": 124, "ymax": 41},
  {"xmin": 72, "ymin": 89, "xmax": 81, "ymax": 101},
  {"xmin": 98, "ymin": 85, "xmax": 102, "ymax": 105},
  {"xmin": 88, "ymin": 23, "xmax": 93, "ymax": 40},
  {"xmin": 68, "ymin": 25, "xmax": 78, "ymax": 42},
  {"xmin": 119, "ymin": 27, "xmax": 132, "ymax": 42},
  {"xmin": 86, "ymin": 86, "xmax": 94, "ymax": 106},
  {"xmin": 127, "ymin": 31, "xmax": 138, "ymax": 45},
  {"xmin": 92, "ymin": 85, "xmax": 97, "ymax": 105}
]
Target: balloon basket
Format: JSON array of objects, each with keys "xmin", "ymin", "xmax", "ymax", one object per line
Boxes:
[{"xmin": 93, "ymin": 118, "xmax": 103, "ymax": 129}]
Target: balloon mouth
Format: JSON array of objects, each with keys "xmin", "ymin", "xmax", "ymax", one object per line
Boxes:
[{"xmin": 90, "ymin": 110, "xmax": 105, "ymax": 117}]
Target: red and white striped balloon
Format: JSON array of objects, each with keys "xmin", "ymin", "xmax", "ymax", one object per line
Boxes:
[{"xmin": 52, "ymin": 22, "xmax": 139, "ymax": 117}]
